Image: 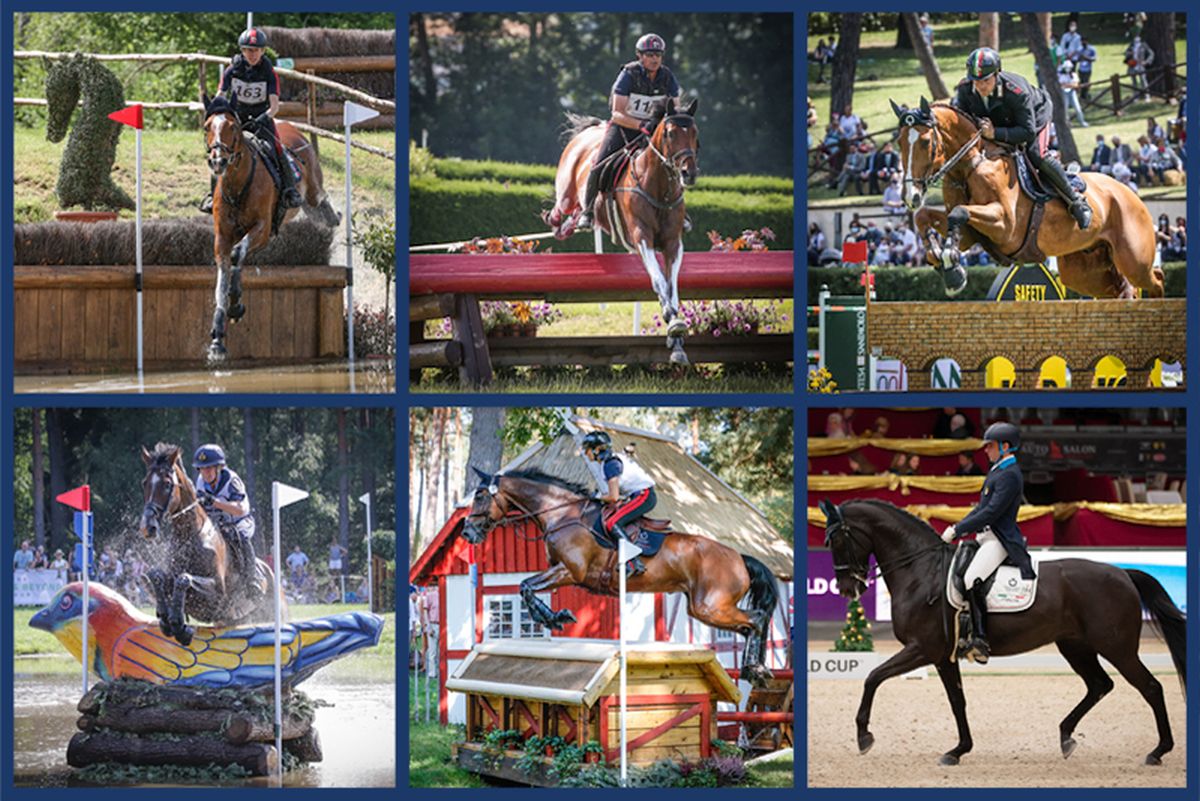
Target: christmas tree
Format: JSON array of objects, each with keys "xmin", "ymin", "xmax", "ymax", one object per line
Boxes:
[{"xmin": 833, "ymin": 599, "xmax": 874, "ymax": 652}]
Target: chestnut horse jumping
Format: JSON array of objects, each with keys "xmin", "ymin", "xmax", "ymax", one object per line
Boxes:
[
  {"xmin": 202, "ymin": 95, "xmax": 340, "ymax": 359},
  {"xmin": 138, "ymin": 442, "xmax": 280, "ymax": 646},
  {"xmin": 462, "ymin": 469, "xmax": 780, "ymax": 686},
  {"xmin": 891, "ymin": 98, "xmax": 1162, "ymax": 298},
  {"xmin": 544, "ymin": 99, "xmax": 700, "ymax": 363}
]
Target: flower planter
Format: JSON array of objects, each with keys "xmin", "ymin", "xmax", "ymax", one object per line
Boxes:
[{"xmin": 584, "ymin": 751, "xmax": 601, "ymax": 764}]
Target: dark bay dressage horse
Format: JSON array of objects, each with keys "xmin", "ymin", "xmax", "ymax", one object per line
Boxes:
[
  {"xmin": 139, "ymin": 443, "xmax": 280, "ymax": 645},
  {"xmin": 544, "ymin": 99, "xmax": 700, "ymax": 364},
  {"xmin": 463, "ymin": 469, "xmax": 779, "ymax": 685},
  {"xmin": 202, "ymin": 95, "xmax": 340, "ymax": 359},
  {"xmin": 891, "ymin": 98, "xmax": 1162, "ymax": 299},
  {"xmin": 819, "ymin": 499, "xmax": 1185, "ymax": 766}
]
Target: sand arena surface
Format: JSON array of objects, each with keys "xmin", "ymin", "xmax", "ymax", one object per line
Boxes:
[{"xmin": 807, "ymin": 653, "xmax": 1185, "ymax": 788}]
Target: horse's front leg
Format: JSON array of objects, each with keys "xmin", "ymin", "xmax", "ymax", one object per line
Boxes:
[
  {"xmin": 855, "ymin": 642, "xmax": 929, "ymax": 756},
  {"xmin": 520, "ymin": 564, "xmax": 579, "ymax": 629},
  {"xmin": 144, "ymin": 568, "xmax": 175, "ymax": 638},
  {"xmin": 168, "ymin": 573, "xmax": 196, "ymax": 646},
  {"xmin": 933, "ymin": 658, "xmax": 974, "ymax": 766},
  {"xmin": 209, "ymin": 256, "xmax": 232, "ymax": 359},
  {"xmin": 227, "ymin": 222, "xmax": 270, "ymax": 323}
]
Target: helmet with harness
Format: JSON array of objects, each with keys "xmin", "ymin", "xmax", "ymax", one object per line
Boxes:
[
  {"xmin": 238, "ymin": 28, "xmax": 269, "ymax": 49},
  {"xmin": 636, "ymin": 33, "xmax": 666, "ymax": 54},
  {"xmin": 193, "ymin": 444, "xmax": 228, "ymax": 469},
  {"xmin": 966, "ymin": 47, "xmax": 1002, "ymax": 80},
  {"xmin": 982, "ymin": 422, "xmax": 1020, "ymax": 452},
  {"xmin": 581, "ymin": 430, "xmax": 613, "ymax": 457}
]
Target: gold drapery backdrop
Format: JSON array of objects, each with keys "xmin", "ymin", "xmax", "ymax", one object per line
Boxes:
[
  {"xmin": 807, "ymin": 502, "xmax": 1186, "ymax": 529},
  {"xmin": 808, "ymin": 474, "xmax": 985, "ymax": 495},
  {"xmin": 808, "ymin": 437, "xmax": 983, "ymax": 458}
]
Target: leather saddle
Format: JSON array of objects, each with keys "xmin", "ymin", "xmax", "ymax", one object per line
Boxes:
[
  {"xmin": 946, "ymin": 539, "xmax": 1037, "ymax": 614},
  {"xmin": 244, "ymin": 131, "xmax": 299, "ymax": 234},
  {"xmin": 587, "ymin": 504, "xmax": 670, "ymax": 558}
]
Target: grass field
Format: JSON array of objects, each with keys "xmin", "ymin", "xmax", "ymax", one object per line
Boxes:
[
  {"xmin": 13, "ymin": 124, "xmax": 395, "ymax": 223},
  {"xmin": 807, "ymin": 13, "xmax": 1187, "ymax": 201}
]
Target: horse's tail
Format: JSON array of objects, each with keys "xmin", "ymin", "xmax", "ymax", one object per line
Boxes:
[
  {"xmin": 741, "ymin": 554, "xmax": 779, "ymax": 630},
  {"xmin": 1126, "ymin": 568, "xmax": 1186, "ymax": 690},
  {"xmin": 562, "ymin": 111, "xmax": 604, "ymax": 143}
]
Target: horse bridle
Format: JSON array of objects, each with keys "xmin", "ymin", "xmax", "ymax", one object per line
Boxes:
[
  {"xmin": 144, "ymin": 465, "xmax": 200, "ymax": 527},
  {"xmin": 618, "ymin": 113, "xmax": 697, "ymax": 210},
  {"xmin": 825, "ymin": 515, "xmax": 945, "ymax": 586},
  {"xmin": 899, "ymin": 105, "xmax": 983, "ymax": 196},
  {"xmin": 465, "ymin": 484, "xmax": 598, "ymax": 541}
]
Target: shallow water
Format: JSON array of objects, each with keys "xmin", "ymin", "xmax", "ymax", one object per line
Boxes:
[
  {"xmin": 14, "ymin": 362, "xmax": 394, "ymax": 395},
  {"xmin": 13, "ymin": 670, "xmax": 395, "ymax": 788}
]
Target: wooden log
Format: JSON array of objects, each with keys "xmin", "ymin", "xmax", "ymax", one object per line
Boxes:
[
  {"xmin": 286, "ymin": 121, "xmax": 395, "ymax": 160},
  {"xmin": 226, "ymin": 709, "xmax": 313, "ymax": 744},
  {"xmin": 288, "ymin": 55, "xmax": 396, "ymax": 73},
  {"xmin": 67, "ymin": 732, "xmax": 278, "ymax": 776},
  {"xmin": 409, "ymin": 293, "xmax": 456, "ymax": 321},
  {"xmin": 78, "ymin": 681, "xmax": 276, "ymax": 715},
  {"xmin": 76, "ymin": 707, "xmax": 251, "ymax": 736},
  {"xmin": 485, "ymin": 334, "xmax": 793, "ymax": 368},
  {"xmin": 283, "ymin": 727, "xmax": 324, "ymax": 762},
  {"xmin": 453, "ymin": 294, "xmax": 494, "ymax": 386},
  {"xmin": 296, "ymin": 113, "xmax": 395, "ymax": 131},
  {"xmin": 410, "ymin": 340, "xmax": 463, "ymax": 368}
]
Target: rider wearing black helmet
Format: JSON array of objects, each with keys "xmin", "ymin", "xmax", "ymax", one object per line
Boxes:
[
  {"xmin": 582, "ymin": 430, "xmax": 658, "ymax": 577},
  {"xmin": 952, "ymin": 47, "xmax": 1092, "ymax": 231},
  {"xmin": 940, "ymin": 421, "xmax": 1037, "ymax": 663},
  {"xmin": 199, "ymin": 27, "xmax": 303, "ymax": 213},
  {"xmin": 576, "ymin": 33, "xmax": 682, "ymax": 231},
  {"xmin": 193, "ymin": 443, "xmax": 263, "ymax": 598}
]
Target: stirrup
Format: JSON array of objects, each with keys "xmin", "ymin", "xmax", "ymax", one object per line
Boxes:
[
  {"xmin": 199, "ymin": 195, "xmax": 214, "ymax": 214},
  {"xmin": 576, "ymin": 210, "xmax": 594, "ymax": 231}
]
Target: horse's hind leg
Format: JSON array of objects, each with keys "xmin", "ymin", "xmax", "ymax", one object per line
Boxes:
[
  {"xmin": 1057, "ymin": 247, "xmax": 1131, "ymax": 298},
  {"xmin": 519, "ymin": 564, "xmax": 579, "ymax": 629},
  {"xmin": 1111, "ymin": 234, "xmax": 1165, "ymax": 298},
  {"xmin": 1055, "ymin": 640, "xmax": 1114, "ymax": 758},
  {"xmin": 1103, "ymin": 648, "xmax": 1173, "ymax": 764},
  {"xmin": 933, "ymin": 658, "xmax": 974, "ymax": 765}
]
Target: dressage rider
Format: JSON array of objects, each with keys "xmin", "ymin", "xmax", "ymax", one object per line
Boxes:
[
  {"xmin": 199, "ymin": 27, "xmax": 303, "ymax": 213},
  {"xmin": 582, "ymin": 431, "xmax": 657, "ymax": 577},
  {"xmin": 952, "ymin": 47, "xmax": 1092, "ymax": 231},
  {"xmin": 576, "ymin": 33, "xmax": 682, "ymax": 231},
  {"xmin": 193, "ymin": 444, "xmax": 263, "ymax": 598},
  {"xmin": 940, "ymin": 422, "xmax": 1037, "ymax": 664}
]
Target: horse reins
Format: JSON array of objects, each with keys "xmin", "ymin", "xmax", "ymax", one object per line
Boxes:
[
  {"xmin": 902, "ymin": 105, "xmax": 984, "ymax": 193},
  {"xmin": 207, "ymin": 114, "xmax": 259, "ymax": 209},
  {"xmin": 826, "ymin": 518, "xmax": 947, "ymax": 586},
  {"xmin": 466, "ymin": 491, "xmax": 598, "ymax": 542},
  {"xmin": 615, "ymin": 113, "xmax": 696, "ymax": 210}
]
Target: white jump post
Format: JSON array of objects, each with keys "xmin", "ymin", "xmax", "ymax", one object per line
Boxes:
[
  {"xmin": 617, "ymin": 537, "xmax": 643, "ymax": 787},
  {"xmin": 271, "ymin": 480, "xmax": 309, "ymax": 786},
  {"xmin": 343, "ymin": 101, "xmax": 381, "ymax": 390},
  {"xmin": 359, "ymin": 491, "xmax": 373, "ymax": 610},
  {"xmin": 56, "ymin": 485, "xmax": 92, "ymax": 695}
]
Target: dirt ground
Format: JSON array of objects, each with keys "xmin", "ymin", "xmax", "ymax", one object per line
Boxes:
[{"xmin": 807, "ymin": 644, "xmax": 1186, "ymax": 788}]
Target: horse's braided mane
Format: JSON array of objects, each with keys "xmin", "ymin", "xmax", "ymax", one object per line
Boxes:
[{"xmin": 504, "ymin": 468, "xmax": 592, "ymax": 497}]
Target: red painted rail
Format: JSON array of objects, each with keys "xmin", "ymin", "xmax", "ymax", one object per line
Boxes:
[
  {"xmin": 409, "ymin": 251, "xmax": 794, "ymax": 302},
  {"xmin": 716, "ymin": 712, "xmax": 794, "ymax": 724}
]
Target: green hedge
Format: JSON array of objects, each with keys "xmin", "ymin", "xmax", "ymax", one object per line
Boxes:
[
  {"xmin": 430, "ymin": 158, "xmax": 793, "ymax": 195},
  {"xmin": 410, "ymin": 179, "xmax": 793, "ymax": 251},
  {"xmin": 806, "ymin": 263, "xmax": 1186, "ymax": 304}
]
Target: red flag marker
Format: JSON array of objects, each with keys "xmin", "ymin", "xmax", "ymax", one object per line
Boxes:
[
  {"xmin": 56, "ymin": 484, "xmax": 91, "ymax": 512},
  {"xmin": 842, "ymin": 240, "xmax": 868, "ymax": 264},
  {"xmin": 108, "ymin": 104, "xmax": 144, "ymax": 130}
]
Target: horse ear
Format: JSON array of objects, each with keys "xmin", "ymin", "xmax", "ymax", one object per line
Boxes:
[
  {"xmin": 818, "ymin": 499, "xmax": 840, "ymax": 522},
  {"xmin": 666, "ymin": 97, "xmax": 676, "ymax": 116},
  {"xmin": 141, "ymin": 445, "xmax": 153, "ymax": 466},
  {"xmin": 167, "ymin": 445, "xmax": 181, "ymax": 465},
  {"xmin": 471, "ymin": 466, "xmax": 492, "ymax": 485},
  {"xmin": 685, "ymin": 98, "xmax": 697, "ymax": 117},
  {"xmin": 202, "ymin": 93, "xmax": 211, "ymax": 113},
  {"xmin": 889, "ymin": 99, "xmax": 905, "ymax": 121},
  {"xmin": 919, "ymin": 96, "xmax": 931, "ymax": 114}
]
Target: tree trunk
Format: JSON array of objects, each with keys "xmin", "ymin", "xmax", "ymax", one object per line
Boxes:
[
  {"xmin": 411, "ymin": 13, "xmax": 437, "ymax": 117},
  {"xmin": 894, "ymin": 14, "xmax": 912, "ymax": 49},
  {"xmin": 464, "ymin": 407, "xmax": 505, "ymax": 496},
  {"xmin": 903, "ymin": 13, "xmax": 948, "ymax": 100},
  {"xmin": 241, "ymin": 408, "xmax": 257, "ymax": 513},
  {"xmin": 1037, "ymin": 13, "xmax": 1052, "ymax": 43},
  {"xmin": 411, "ymin": 414, "xmax": 427, "ymax": 557},
  {"xmin": 979, "ymin": 13, "xmax": 1000, "ymax": 50},
  {"xmin": 31, "ymin": 409, "xmax": 45, "ymax": 549},
  {"xmin": 1023, "ymin": 13, "xmax": 1079, "ymax": 165},
  {"xmin": 46, "ymin": 408, "xmax": 69, "ymax": 552},
  {"xmin": 190, "ymin": 408, "xmax": 200, "ymax": 456},
  {"xmin": 830, "ymin": 14, "xmax": 863, "ymax": 122},
  {"xmin": 1143, "ymin": 13, "xmax": 1176, "ymax": 99}
]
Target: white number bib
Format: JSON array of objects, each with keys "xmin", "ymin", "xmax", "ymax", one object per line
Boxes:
[
  {"xmin": 230, "ymin": 77, "xmax": 268, "ymax": 105},
  {"xmin": 626, "ymin": 92, "xmax": 666, "ymax": 120}
]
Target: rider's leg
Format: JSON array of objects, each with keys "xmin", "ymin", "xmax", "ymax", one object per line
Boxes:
[
  {"xmin": 236, "ymin": 521, "xmax": 263, "ymax": 598},
  {"xmin": 1029, "ymin": 132, "xmax": 1092, "ymax": 229},
  {"xmin": 967, "ymin": 582, "xmax": 990, "ymax": 663},
  {"xmin": 199, "ymin": 175, "xmax": 217, "ymax": 213},
  {"xmin": 578, "ymin": 123, "xmax": 633, "ymax": 230},
  {"xmin": 605, "ymin": 487, "xmax": 656, "ymax": 577},
  {"xmin": 261, "ymin": 116, "xmax": 302, "ymax": 208},
  {"xmin": 961, "ymin": 529, "xmax": 1007, "ymax": 662}
]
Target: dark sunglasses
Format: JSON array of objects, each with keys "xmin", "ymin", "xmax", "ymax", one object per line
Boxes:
[{"xmin": 641, "ymin": 50, "xmax": 664, "ymax": 57}]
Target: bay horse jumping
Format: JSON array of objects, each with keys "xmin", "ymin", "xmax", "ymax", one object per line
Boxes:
[
  {"xmin": 891, "ymin": 98, "xmax": 1162, "ymax": 299},
  {"xmin": 544, "ymin": 99, "xmax": 700, "ymax": 364},
  {"xmin": 463, "ymin": 469, "xmax": 779, "ymax": 685},
  {"xmin": 138, "ymin": 442, "xmax": 281, "ymax": 646},
  {"xmin": 202, "ymin": 95, "xmax": 341, "ymax": 360},
  {"xmin": 820, "ymin": 499, "xmax": 1185, "ymax": 766}
]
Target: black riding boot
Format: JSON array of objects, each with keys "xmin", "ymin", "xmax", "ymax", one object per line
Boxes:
[
  {"xmin": 278, "ymin": 151, "xmax": 303, "ymax": 208},
  {"xmin": 199, "ymin": 175, "xmax": 217, "ymax": 213},
  {"xmin": 967, "ymin": 584, "xmax": 990, "ymax": 664},
  {"xmin": 612, "ymin": 523, "xmax": 645, "ymax": 577},
  {"xmin": 577, "ymin": 168, "xmax": 601, "ymax": 230},
  {"xmin": 239, "ymin": 536, "xmax": 263, "ymax": 598},
  {"xmin": 1038, "ymin": 155, "xmax": 1092, "ymax": 230}
]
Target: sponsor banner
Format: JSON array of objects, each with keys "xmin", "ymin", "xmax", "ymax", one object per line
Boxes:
[
  {"xmin": 1020, "ymin": 430, "xmax": 1184, "ymax": 474},
  {"xmin": 807, "ymin": 549, "xmax": 878, "ymax": 620},
  {"xmin": 807, "ymin": 651, "xmax": 926, "ymax": 680},
  {"xmin": 13, "ymin": 568, "xmax": 67, "ymax": 606}
]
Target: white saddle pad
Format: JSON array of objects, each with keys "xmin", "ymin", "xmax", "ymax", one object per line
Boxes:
[{"xmin": 947, "ymin": 565, "xmax": 1037, "ymax": 613}]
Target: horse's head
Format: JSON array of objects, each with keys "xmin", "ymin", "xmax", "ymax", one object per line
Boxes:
[
  {"xmin": 656, "ymin": 97, "xmax": 700, "ymax": 186},
  {"xmin": 819, "ymin": 499, "xmax": 872, "ymax": 600},
  {"xmin": 140, "ymin": 443, "xmax": 186, "ymax": 539},
  {"xmin": 890, "ymin": 97, "xmax": 982, "ymax": 210},
  {"xmin": 203, "ymin": 95, "xmax": 243, "ymax": 177},
  {"xmin": 461, "ymin": 467, "xmax": 505, "ymax": 545},
  {"xmin": 44, "ymin": 56, "xmax": 81, "ymax": 144}
]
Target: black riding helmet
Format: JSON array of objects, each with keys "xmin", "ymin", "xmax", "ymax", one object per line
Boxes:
[
  {"xmin": 238, "ymin": 28, "xmax": 269, "ymax": 49},
  {"xmin": 982, "ymin": 421, "xmax": 1020, "ymax": 451},
  {"xmin": 581, "ymin": 430, "xmax": 612, "ymax": 455},
  {"xmin": 966, "ymin": 47, "xmax": 1002, "ymax": 80}
]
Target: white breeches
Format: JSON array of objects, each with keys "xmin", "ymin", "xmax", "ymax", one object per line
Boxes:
[{"xmin": 963, "ymin": 528, "xmax": 1008, "ymax": 590}]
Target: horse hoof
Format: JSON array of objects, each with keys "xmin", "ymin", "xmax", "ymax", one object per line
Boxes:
[
  {"xmin": 229, "ymin": 304, "xmax": 246, "ymax": 322},
  {"xmin": 942, "ymin": 265, "xmax": 968, "ymax": 296},
  {"xmin": 938, "ymin": 754, "xmax": 960, "ymax": 767},
  {"xmin": 176, "ymin": 626, "xmax": 194, "ymax": 647},
  {"xmin": 666, "ymin": 320, "xmax": 688, "ymax": 338},
  {"xmin": 1145, "ymin": 754, "xmax": 1162, "ymax": 766},
  {"xmin": 1061, "ymin": 738, "xmax": 1078, "ymax": 759},
  {"xmin": 858, "ymin": 733, "xmax": 874, "ymax": 755},
  {"xmin": 207, "ymin": 343, "xmax": 227, "ymax": 362},
  {"xmin": 669, "ymin": 348, "xmax": 690, "ymax": 366}
]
